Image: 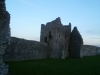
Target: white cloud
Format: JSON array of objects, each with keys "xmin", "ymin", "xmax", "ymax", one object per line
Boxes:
[{"xmin": 17, "ymin": 0, "xmax": 54, "ymax": 15}]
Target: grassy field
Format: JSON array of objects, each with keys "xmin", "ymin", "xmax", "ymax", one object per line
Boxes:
[{"xmin": 5, "ymin": 56, "xmax": 100, "ymax": 75}]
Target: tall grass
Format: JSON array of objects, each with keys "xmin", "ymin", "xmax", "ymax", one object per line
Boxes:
[{"xmin": 5, "ymin": 56, "xmax": 100, "ymax": 75}]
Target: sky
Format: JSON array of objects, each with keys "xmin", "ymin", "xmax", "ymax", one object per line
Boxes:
[{"xmin": 5, "ymin": 0, "xmax": 100, "ymax": 47}]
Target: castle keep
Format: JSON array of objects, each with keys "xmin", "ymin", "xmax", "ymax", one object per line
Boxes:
[{"xmin": 40, "ymin": 17, "xmax": 71, "ymax": 58}]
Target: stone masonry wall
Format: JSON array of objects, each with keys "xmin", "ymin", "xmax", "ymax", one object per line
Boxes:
[
  {"xmin": 0, "ymin": 0, "xmax": 10, "ymax": 74},
  {"xmin": 81, "ymin": 45, "xmax": 100, "ymax": 56},
  {"xmin": 3, "ymin": 38, "xmax": 100, "ymax": 61},
  {"xmin": 4, "ymin": 37, "xmax": 48, "ymax": 61}
]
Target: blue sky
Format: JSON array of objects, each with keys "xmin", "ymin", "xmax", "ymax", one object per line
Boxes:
[{"xmin": 5, "ymin": 0, "xmax": 100, "ymax": 47}]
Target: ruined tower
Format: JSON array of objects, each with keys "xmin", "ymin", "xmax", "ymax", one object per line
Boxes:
[
  {"xmin": 40, "ymin": 17, "xmax": 71, "ymax": 59},
  {"xmin": 69, "ymin": 27, "xmax": 83, "ymax": 58},
  {"xmin": 0, "ymin": 0, "xmax": 10, "ymax": 74}
]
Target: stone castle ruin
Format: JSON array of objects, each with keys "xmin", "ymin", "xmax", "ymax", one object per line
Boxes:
[
  {"xmin": 0, "ymin": 0, "xmax": 100, "ymax": 68},
  {"xmin": 1, "ymin": 0, "xmax": 100, "ymax": 75},
  {"xmin": 3, "ymin": 17, "xmax": 100, "ymax": 61}
]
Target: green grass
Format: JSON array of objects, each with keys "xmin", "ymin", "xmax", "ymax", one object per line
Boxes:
[{"xmin": 5, "ymin": 56, "xmax": 100, "ymax": 75}]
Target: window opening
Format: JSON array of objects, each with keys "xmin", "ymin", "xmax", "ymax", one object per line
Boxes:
[
  {"xmin": 44, "ymin": 37, "xmax": 47, "ymax": 42},
  {"xmin": 49, "ymin": 31, "xmax": 52, "ymax": 39}
]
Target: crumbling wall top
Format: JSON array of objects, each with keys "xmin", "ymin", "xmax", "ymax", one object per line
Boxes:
[
  {"xmin": 45, "ymin": 17, "xmax": 62, "ymax": 26},
  {"xmin": 0, "ymin": 0, "xmax": 6, "ymax": 11}
]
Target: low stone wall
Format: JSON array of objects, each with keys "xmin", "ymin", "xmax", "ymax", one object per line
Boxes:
[
  {"xmin": 81, "ymin": 45, "xmax": 100, "ymax": 56},
  {"xmin": 3, "ymin": 37, "xmax": 100, "ymax": 61},
  {"xmin": 4, "ymin": 37, "xmax": 48, "ymax": 61}
]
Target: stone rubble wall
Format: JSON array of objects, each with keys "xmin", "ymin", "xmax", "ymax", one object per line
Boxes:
[
  {"xmin": 81, "ymin": 45, "xmax": 100, "ymax": 56},
  {"xmin": 4, "ymin": 37, "xmax": 48, "ymax": 61},
  {"xmin": 3, "ymin": 38, "xmax": 100, "ymax": 61},
  {"xmin": 0, "ymin": 0, "xmax": 11, "ymax": 74}
]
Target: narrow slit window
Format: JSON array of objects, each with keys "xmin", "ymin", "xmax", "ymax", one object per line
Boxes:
[
  {"xmin": 49, "ymin": 31, "xmax": 52, "ymax": 39},
  {"xmin": 45, "ymin": 37, "xmax": 47, "ymax": 42}
]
